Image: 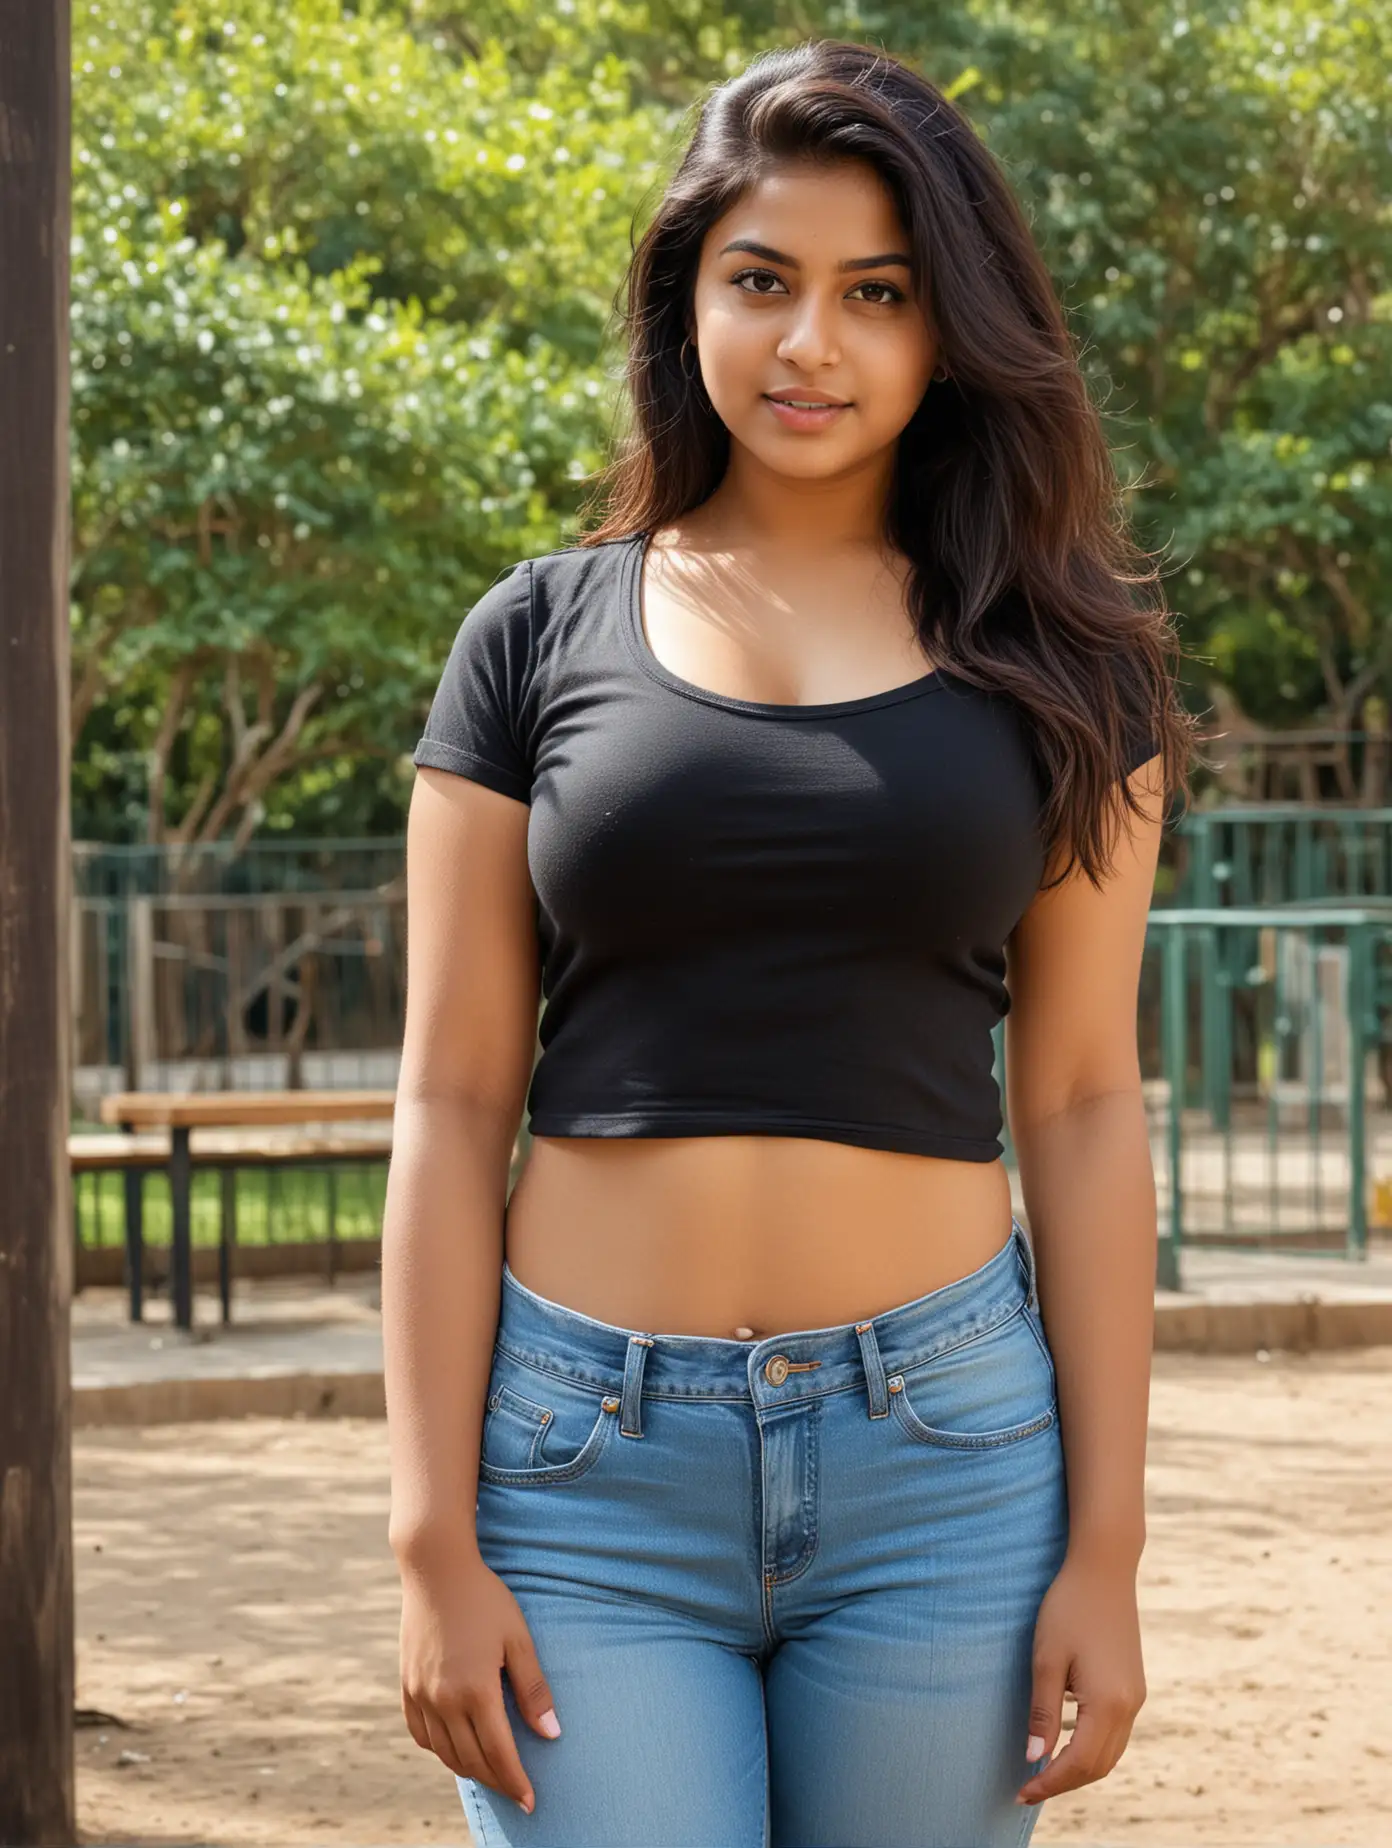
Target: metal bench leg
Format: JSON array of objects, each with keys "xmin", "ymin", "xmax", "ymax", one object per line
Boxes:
[
  {"xmin": 219, "ymin": 1167, "xmax": 236, "ymax": 1324},
  {"xmin": 170, "ymin": 1125, "xmax": 193, "ymax": 1331},
  {"xmin": 122, "ymin": 1130, "xmax": 144, "ymax": 1323}
]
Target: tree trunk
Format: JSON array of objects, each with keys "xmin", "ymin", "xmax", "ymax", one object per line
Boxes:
[{"xmin": 0, "ymin": 0, "xmax": 77, "ymax": 1833}]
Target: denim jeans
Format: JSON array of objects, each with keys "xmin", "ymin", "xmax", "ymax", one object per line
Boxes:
[{"xmin": 458, "ymin": 1214, "xmax": 1068, "ymax": 1848}]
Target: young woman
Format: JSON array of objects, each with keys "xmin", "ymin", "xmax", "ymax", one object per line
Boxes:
[{"xmin": 384, "ymin": 37, "xmax": 1196, "ymax": 1848}]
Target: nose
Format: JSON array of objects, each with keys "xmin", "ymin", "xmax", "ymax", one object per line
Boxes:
[{"xmin": 775, "ymin": 295, "xmax": 842, "ymax": 372}]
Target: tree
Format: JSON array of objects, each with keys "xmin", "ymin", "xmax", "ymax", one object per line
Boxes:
[
  {"xmin": 74, "ymin": 0, "xmax": 1392, "ymax": 840},
  {"xmin": 0, "ymin": 0, "xmax": 76, "ymax": 1831},
  {"xmin": 71, "ymin": 0, "xmax": 664, "ymax": 844},
  {"xmin": 856, "ymin": 0, "xmax": 1392, "ymax": 761}
]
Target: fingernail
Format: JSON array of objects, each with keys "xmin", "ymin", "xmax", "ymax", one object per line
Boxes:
[
  {"xmin": 519, "ymin": 1792, "xmax": 535, "ymax": 1814},
  {"xmin": 1026, "ymin": 1733, "xmax": 1046, "ymax": 1760},
  {"xmin": 539, "ymin": 1707, "xmax": 562, "ymax": 1738}
]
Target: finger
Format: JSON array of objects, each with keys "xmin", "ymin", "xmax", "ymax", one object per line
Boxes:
[
  {"xmin": 443, "ymin": 1701, "xmax": 518, "ymax": 1802},
  {"xmin": 1021, "ymin": 1654, "xmax": 1069, "ymax": 1774},
  {"xmin": 1016, "ymin": 1713, "xmax": 1070, "ymax": 1804},
  {"xmin": 505, "ymin": 1627, "xmax": 562, "ymax": 1741},
  {"xmin": 1017, "ymin": 1707, "xmax": 1118, "ymax": 1804},
  {"xmin": 402, "ymin": 1688, "xmax": 432, "ymax": 1754},
  {"xmin": 471, "ymin": 1686, "xmax": 537, "ymax": 1813},
  {"xmin": 421, "ymin": 1703, "xmax": 469, "ymax": 1779}
]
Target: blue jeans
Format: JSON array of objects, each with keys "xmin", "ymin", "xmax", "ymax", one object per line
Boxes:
[{"xmin": 460, "ymin": 1215, "xmax": 1067, "ymax": 1847}]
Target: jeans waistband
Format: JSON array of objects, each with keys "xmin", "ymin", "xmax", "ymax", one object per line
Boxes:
[{"xmin": 495, "ymin": 1216, "xmax": 1038, "ymax": 1428}]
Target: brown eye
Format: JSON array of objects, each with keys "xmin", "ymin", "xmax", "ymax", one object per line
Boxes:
[
  {"xmin": 729, "ymin": 268, "xmax": 906, "ymax": 306},
  {"xmin": 730, "ymin": 268, "xmax": 788, "ymax": 295},
  {"xmin": 850, "ymin": 281, "xmax": 906, "ymax": 305}
]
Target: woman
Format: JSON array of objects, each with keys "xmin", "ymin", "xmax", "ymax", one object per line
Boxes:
[{"xmin": 384, "ymin": 37, "xmax": 1196, "ymax": 1848}]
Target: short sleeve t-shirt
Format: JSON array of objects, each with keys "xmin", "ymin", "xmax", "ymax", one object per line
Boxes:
[{"xmin": 413, "ymin": 531, "xmax": 1156, "ymax": 1160}]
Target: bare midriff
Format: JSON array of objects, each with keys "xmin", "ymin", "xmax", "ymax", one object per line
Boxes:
[{"xmin": 503, "ymin": 1135, "xmax": 1015, "ymax": 1341}]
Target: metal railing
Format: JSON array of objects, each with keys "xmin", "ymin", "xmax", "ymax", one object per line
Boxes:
[
  {"xmin": 72, "ymin": 887, "xmax": 406, "ymax": 1111},
  {"xmin": 1174, "ymin": 807, "xmax": 1392, "ymax": 908},
  {"xmin": 71, "ymin": 852, "xmax": 1392, "ymax": 1268},
  {"xmin": 1000, "ymin": 906, "xmax": 1391, "ymax": 1281}
]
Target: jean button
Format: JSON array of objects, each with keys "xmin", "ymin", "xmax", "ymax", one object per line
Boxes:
[{"xmin": 764, "ymin": 1354, "xmax": 790, "ymax": 1386}]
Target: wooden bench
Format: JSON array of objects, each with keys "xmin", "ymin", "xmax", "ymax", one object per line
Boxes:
[
  {"xmin": 71, "ymin": 1127, "xmax": 395, "ymax": 1318},
  {"xmin": 91, "ymin": 1092, "xmax": 396, "ymax": 1329},
  {"xmin": 73, "ymin": 1123, "xmax": 395, "ymax": 1323}
]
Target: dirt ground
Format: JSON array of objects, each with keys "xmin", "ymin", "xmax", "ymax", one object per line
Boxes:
[{"xmin": 76, "ymin": 1347, "xmax": 1392, "ymax": 1847}]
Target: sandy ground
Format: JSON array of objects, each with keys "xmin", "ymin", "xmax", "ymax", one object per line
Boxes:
[{"xmin": 75, "ymin": 1348, "xmax": 1392, "ymax": 1848}]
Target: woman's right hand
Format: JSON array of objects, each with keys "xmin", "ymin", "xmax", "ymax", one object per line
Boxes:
[{"xmin": 399, "ymin": 1546, "xmax": 562, "ymax": 1815}]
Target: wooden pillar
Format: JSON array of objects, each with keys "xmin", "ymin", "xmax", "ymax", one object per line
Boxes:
[{"xmin": 0, "ymin": 0, "xmax": 77, "ymax": 1832}]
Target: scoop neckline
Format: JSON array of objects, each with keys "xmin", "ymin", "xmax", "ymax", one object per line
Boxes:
[{"xmin": 622, "ymin": 529, "xmax": 947, "ymax": 720}]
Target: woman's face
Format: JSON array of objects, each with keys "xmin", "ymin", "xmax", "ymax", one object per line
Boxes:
[{"xmin": 688, "ymin": 160, "xmax": 940, "ymax": 481}]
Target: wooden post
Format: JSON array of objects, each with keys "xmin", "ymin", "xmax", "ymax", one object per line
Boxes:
[{"xmin": 0, "ymin": 0, "xmax": 77, "ymax": 1832}]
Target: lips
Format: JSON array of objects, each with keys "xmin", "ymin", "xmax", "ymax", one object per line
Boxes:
[
  {"xmin": 763, "ymin": 392, "xmax": 851, "ymax": 407},
  {"xmin": 762, "ymin": 394, "xmax": 852, "ymax": 431}
]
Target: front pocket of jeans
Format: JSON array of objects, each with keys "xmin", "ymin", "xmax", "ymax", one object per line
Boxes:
[
  {"xmin": 478, "ymin": 1351, "xmax": 620, "ymax": 1487},
  {"xmin": 888, "ymin": 1304, "xmax": 1058, "ymax": 1450}
]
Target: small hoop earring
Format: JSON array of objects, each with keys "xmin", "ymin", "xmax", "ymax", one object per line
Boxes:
[
  {"xmin": 931, "ymin": 363, "xmax": 950, "ymax": 383},
  {"xmin": 679, "ymin": 335, "xmax": 699, "ymax": 381}
]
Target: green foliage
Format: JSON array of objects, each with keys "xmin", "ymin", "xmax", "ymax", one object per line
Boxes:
[
  {"xmin": 72, "ymin": 0, "xmax": 671, "ymax": 840},
  {"xmin": 73, "ymin": 0, "xmax": 1392, "ymax": 841},
  {"xmin": 847, "ymin": 0, "xmax": 1392, "ymax": 732}
]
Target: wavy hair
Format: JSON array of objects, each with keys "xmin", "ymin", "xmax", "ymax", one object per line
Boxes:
[{"xmin": 575, "ymin": 37, "xmax": 1202, "ymax": 888}]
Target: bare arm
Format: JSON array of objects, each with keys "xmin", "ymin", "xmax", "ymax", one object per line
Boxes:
[
  {"xmin": 382, "ymin": 764, "xmax": 555, "ymax": 1812},
  {"xmin": 383, "ymin": 763, "xmax": 539, "ymax": 1564},
  {"xmin": 1003, "ymin": 756, "xmax": 1163, "ymax": 1808},
  {"xmin": 1003, "ymin": 756, "xmax": 1164, "ymax": 1561}
]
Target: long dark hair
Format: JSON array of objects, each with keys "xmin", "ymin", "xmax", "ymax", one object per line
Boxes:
[{"xmin": 575, "ymin": 38, "xmax": 1202, "ymax": 888}]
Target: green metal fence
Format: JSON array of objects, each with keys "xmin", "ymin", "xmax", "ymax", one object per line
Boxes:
[
  {"xmin": 1173, "ymin": 807, "xmax": 1392, "ymax": 908},
  {"xmin": 1001, "ymin": 905, "xmax": 1390, "ymax": 1282},
  {"xmin": 1159, "ymin": 905, "xmax": 1387, "ymax": 1255},
  {"xmin": 73, "ymin": 840, "xmax": 1392, "ymax": 1270},
  {"xmin": 73, "ymin": 838, "xmax": 406, "ymax": 899},
  {"xmin": 77, "ymin": 807, "xmax": 1392, "ymax": 914},
  {"xmin": 72, "ymin": 886, "xmax": 406, "ymax": 1102}
]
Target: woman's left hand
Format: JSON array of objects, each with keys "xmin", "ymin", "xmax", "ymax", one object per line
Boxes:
[{"xmin": 1014, "ymin": 1544, "xmax": 1147, "ymax": 1808}]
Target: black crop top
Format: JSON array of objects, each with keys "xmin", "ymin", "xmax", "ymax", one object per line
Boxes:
[{"xmin": 412, "ymin": 531, "xmax": 1155, "ymax": 1162}]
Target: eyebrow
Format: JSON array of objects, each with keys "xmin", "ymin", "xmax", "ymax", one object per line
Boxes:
[{"xmin": 718, "ymin": 238, "xmax": 913, "ymax": 274}]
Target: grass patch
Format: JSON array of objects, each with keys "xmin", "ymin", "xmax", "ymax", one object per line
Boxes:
[{"xmin": 75, "ymin": 1162, "xmax": 388, "ymax": 1249}]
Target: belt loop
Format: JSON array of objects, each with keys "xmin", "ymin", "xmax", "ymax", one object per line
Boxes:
[
  {"xmin": 1014, "ymin": 1216, "xmax": 1039, "ymax": 1311},
  {"xmin": 620, "ymin": 1334, "xmax": 653, "ymax": 1438},
  {"xmin": 854, "ymin": 1319, "xmax": 890, "ymax": 1419}
]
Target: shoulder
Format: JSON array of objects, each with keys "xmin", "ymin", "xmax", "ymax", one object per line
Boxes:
[
  {"xmin": 501, "ymin": 534, "xmax": 639, "ymax": 686},
  {"xmin": 470, "ymin": 533, "xmax": 634, "ymax": 637},
  {"xmin": 526, "ymin": 532, "xmax": 636, "ymax": 611},
  {"xmin": 450, "ymin": 533, "xmax": 626, "ymax": 638},
  {"xmin": 437, "ymin": 535, "xmax": 638, "ymax": 728}
]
